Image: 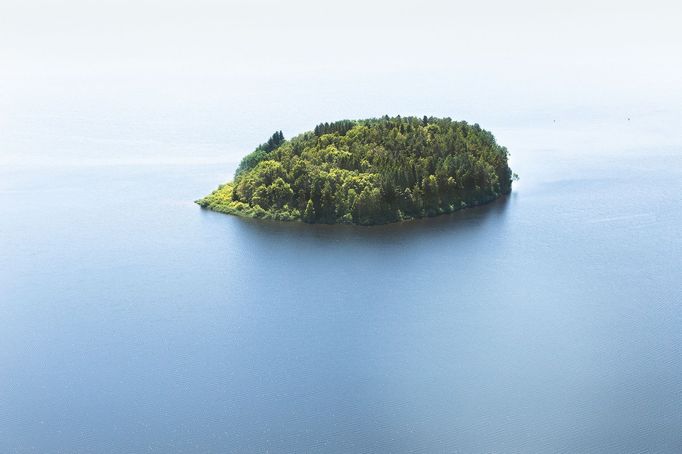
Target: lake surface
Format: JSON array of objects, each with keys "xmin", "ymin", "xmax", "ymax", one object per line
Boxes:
[{"xmin": 1, "ymin": 109, "xmax": 681, "ymax": 453}]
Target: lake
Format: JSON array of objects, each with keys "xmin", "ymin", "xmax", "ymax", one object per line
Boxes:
[{"xmin": 1, "ymin": 107, "xmax": 681, "ymax": 453}]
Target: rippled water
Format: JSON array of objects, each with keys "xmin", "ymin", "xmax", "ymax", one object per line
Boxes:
[{"xmin": 1, "ymin": 109, "xmax": 681, "ymax": 452}]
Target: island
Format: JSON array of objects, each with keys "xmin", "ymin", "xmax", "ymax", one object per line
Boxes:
[{"xmin": 196, "ymin": 116, "xmax": 515, "ymax": 225}]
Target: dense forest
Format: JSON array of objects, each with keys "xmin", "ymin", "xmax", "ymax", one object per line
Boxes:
[{"xmin": 197, "ymin": 116, "xmax": 516, "ymax": 225}]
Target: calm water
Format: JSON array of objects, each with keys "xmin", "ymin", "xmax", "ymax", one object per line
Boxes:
[{"xmin": 1, "ymin": 110, "xmax": 681, "ymax": 453}]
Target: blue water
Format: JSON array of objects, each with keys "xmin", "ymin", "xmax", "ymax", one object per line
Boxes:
[{"xmin": 1, "ymin": 110, "xmax": 681, "ymax": 452}]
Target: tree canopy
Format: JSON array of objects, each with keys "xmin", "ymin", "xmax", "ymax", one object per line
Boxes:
[{"xmin": 197, "ymin": 116, "xmax": 515, "ymax": 225}]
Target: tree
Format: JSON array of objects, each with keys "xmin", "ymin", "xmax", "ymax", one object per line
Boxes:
[
  {"xmin": 269, "ymin": 178, "xmax": 293, "ymax": 208},
  {"xmin": 303, "ymin": 199, "xmax": 315, "ymax": 223}
]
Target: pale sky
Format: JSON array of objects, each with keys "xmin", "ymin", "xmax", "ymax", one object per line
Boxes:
[
  {"xmin": 1, "ymin": 0, "xmax": 680, "ymax": 166},
  {"xmin": 2, "ymin": 0, "xmax": 680, "ymax": 94}
]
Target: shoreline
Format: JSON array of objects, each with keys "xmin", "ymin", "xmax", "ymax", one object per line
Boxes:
[{"xmin": 196, "ymin": 184, "xmax": 504, "ymax": 226}]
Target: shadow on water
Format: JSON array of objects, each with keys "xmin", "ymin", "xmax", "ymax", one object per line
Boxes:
[{"xmin": 198, "ymin": 194, "xmax": 513, "ymax": 245}]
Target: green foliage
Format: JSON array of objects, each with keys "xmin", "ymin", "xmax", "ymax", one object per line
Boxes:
[
  {"xmin": 303, "ymin": 199, "xmax": 315, "ymax": 222},
  {"xmin": 313, "ymin": 120, "xmax": 355, "ymax": 136},
  {"xmin": 234, "ymin": 130, "xmax": 285, "ymax": 177},
  {"xmin": 197, "ymin": 116, "xmax": 514, "ymax": 225}
]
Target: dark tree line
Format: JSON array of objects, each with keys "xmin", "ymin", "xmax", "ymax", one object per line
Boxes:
[{"xmin": 313, "ymin": 120, "xmax": 355, "ymax": 137}]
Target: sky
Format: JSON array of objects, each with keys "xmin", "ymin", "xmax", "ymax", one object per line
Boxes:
[
  {"xmin": 3, "ymin": 0, "xmax": 681, "ymax": 91},
  {"xmin": 0, "ymin": 0, "xmax": 680, "ymax": 165}
]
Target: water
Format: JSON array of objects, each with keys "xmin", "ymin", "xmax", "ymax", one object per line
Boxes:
[{"xmin": 1, "ymin": 105, "xmax": 681, "ymax": 452}]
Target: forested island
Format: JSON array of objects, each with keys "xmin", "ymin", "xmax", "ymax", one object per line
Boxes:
[{"xmin": 197, "ymin": 116, "xmax": 515, "ymax": 225}]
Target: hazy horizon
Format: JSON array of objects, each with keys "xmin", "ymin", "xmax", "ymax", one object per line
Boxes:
[{"xmin": 2, "ymin": 0, "xmax": 681, "ymax": 168}]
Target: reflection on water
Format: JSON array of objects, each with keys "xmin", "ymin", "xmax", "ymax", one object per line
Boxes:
[{"xmin": 212, "ymin": 194, "xmax": 512, "ymax": 244}]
